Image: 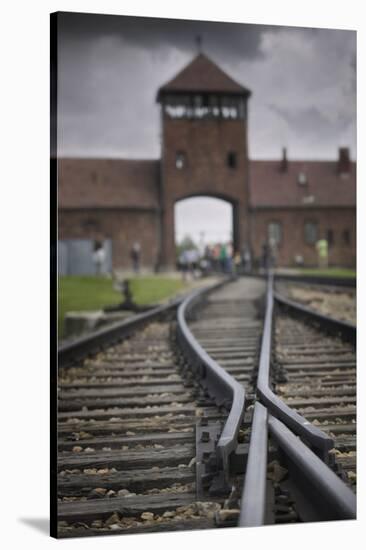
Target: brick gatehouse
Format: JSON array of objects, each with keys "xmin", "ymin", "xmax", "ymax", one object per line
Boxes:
[{"xmin": 58, "ymin": 54, "xmax": 356, "ymax": 273}]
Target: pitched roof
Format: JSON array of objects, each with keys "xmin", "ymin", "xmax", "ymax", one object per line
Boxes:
[
  {"xmin": 58, "ymin": 159, "xmax": 160, "ymax": 209},
  {"xmin": 157, "ymin": 53, "xmax": 251, "ymax": 99},
  {"xmin": 249, "ymin": 160, "xmax": 356, "ymax": 209}
]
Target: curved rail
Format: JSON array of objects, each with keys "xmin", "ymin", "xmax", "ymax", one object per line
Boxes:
[
  {"xmin": 58, "ymin": 298, "xmax": 182, "ymax": 368},
  {"xmin": 239, "ymin": 272, "xmax": 356, "ymax": 527},
  {"xmin": 268, "ymin": 414, "xmax": 356, "ymax": 520},
  {"xmin": 256, "ymin": 272, "xmax": 334, "ymax": 453},
  {"xmin": 239, "ymin": 402, "xmax": 268, "ymax": 527},
  {"xmin": 177, "ymin": 280, "xmax": 246, "ymax": 482}
]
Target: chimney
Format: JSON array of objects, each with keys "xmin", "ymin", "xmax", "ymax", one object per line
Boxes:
[
  {"xmin": 338, "ymin": 147, "xmax": 350, "ymax": 175},
  {"xmin": 280, "ymin": 147, "xmax": 288, "ymax": 172}
]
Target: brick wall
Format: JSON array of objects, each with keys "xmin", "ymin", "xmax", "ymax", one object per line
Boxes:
[
  {"xmin": 250, "ymin": 207, "xmax": 356, "ymax": 267},
  {"xmin": 161, "ymin": 116, "xmax": 250, "ymax": 266},
  {"xmin": 58, "ymin": 209, "xmax": 160, "ymax": 270}
]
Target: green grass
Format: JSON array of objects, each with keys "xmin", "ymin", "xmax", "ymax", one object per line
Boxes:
[
  {"xmin": 58, "ymin": 275, "xmax": 185, "ymax": 338},
  {"xmin": 296, "ymin": 268, "xmax": 356, "ymax": 278}
]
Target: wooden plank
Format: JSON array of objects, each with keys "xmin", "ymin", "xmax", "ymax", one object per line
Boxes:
[
  {"xmin": 58, "ymin": 394, "xmax": 193, "ymax": 412},
  {"xmin": 59, "ymin": 384, "xmax": 187, "ymax": 398},
  {"xmin": 59, "ymin": 431, "xmax": 194, "ymax": 451},
  {"xmin": 58, "ymin": 516, "xmax": 215, "ymax": 537},
  {"xmin": 58, "ymin": 466, "xmax": 195, "ymax": 495},
  {"xmin": 286, "ymin": 371, "xmax": 355, "ymax": 380},
  {"xmin": 277, "ymin": 352, "xmax": 356, "ymax": 361},
  {"xmin": 83, "ymin": 363, "xmax": 177, "ymax": 372},
  {"xmin": 76, "ymin": 370, "xmax": 180, "ymax": 380},
  {"xmin": 89, "ymin": 361, "xmax": 175, "ymax": 370},
  {"xmin": 58, "ymin": 418, "xmax": 198, "ymax": 436},
  {"xmin": 277, "ymin": 387, "xmax": 356, "ymax": 398},
  {"xmin": 58, "ymin": 492, "xmax": 196, "ymax": 522},
  {"xmin": 58, "ymin": 404, "xmax": 200, "ymax": 421},
  {"xmin": 281, "ymin": 359, "xmax": 355, "ymax": 367},
  {"xmin": 216, "ymin": 358, "xmax": 255, "ymax": 367},
  {"xmin": 61, "ymin": 376, "xmax": 185, "ymax": 387},
  {"xmin": 60, "ymin": 380, "xmax": 186, "ymax": 389},
  {"xmin": 283, "ymin": 363, "xmax": 356, "ymax": 371},
  {"xmin": 58, "ymin": 445, "xmax": 194, "ymax": 471},
  {"xmin": 203, "ymin": 346, "xmax": 257, "ymax": 352},
  {"xmin": 285, "ymin": 396, "xmax": 356, "ymax": 408}
]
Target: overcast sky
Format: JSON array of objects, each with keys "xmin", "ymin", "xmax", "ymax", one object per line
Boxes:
[
  {"xmin": 57, "ymin": 12, "xmax": 356, "ymax": 161},
  {"xmin": 57, "ymin": 12, "xmax": 356, "ymax": 244}
]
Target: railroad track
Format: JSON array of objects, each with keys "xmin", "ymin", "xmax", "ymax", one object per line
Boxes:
[
  {"xmin": 53, "ymin": 274, "xmax": 356, "ymax": 538},
  {"xmin": 275, "ymin": 279, "xmax": 356, "ymax": 325},
  {"xmin": 240, "ymin": 275, "xmax": 356, "ymax": 525},
  {"xmin": 273, "ymin": 314, "xmax": 356, "ymax": 489}
]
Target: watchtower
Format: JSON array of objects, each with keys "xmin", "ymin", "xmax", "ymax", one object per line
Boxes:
[{"xmin": 156, "ymin": 53, "xmax": 252, "ymax": 268}]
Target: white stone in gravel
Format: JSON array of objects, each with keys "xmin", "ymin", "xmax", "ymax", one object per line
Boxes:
[
  {"xmin": 162, "ymin": 511, "xmax": 175, "ymax": 518},
  {"xmin": 141, "ymin": 512, "xmax": 154, "ymax": 521}
]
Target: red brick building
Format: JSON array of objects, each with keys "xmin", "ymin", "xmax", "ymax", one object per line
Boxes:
[{"xmin": 58, "ymin": 54, "xmax": 356, "ymax": 272}]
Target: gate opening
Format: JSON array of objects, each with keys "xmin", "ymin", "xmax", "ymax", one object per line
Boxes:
[{"xmin": 174, "ymin": 196, "xmax": 236, "ymax": 273}]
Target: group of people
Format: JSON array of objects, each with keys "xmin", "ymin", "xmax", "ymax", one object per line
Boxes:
[
  {"xmin": 92, "ymin": 236, "xmax": 330, "ymax": 277},
  {"xmin": 178, "ymin": 242, "xmax": 253, "ymax": 279}
]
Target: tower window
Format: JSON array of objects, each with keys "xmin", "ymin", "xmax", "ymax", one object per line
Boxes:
[
  {"xmin": 304, "ymin": 221, "xmax": 318, "ymax": 244},
  {"xmin": 227, "ymin": 152, "xmax": 237, "ymax": 169},
  {"xmin": 343, "ymin": 229, "xmax": 350, "ymax": 245},
  {"xmin": 175, "ymin": 151, "xmax": 186, "ymax": 170}
]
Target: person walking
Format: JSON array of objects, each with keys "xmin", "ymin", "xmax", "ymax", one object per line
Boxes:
[
  {"xmin": 130, "ymin": 242, "xmax": 141, "ymax": 274},
  {"xmin": 243, "ymin": 246, "xmax": 252, "ymax": 273},
  {"xmin": 234, "ymin": 251, "xmax": 242, "ymax": 275},
  {"xmin": 219, "ymin": 243, "xmax": 227, "ymax": 273},
  {"xmin": 316, "ymin": 238, "xmax": 328, "ymax": 269},
  {"xmin": 93, "ymin": 241, "xmax": 105, "ymax": 276}
]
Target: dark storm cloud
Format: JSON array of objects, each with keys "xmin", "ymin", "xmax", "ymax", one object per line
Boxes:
[
  {"xmin": 57, "ymin": 11, "xmax": 267, "ymax": 59},
  {"xmin": 56, "ymin": 12, "xmax": 356, "ymax": 160}
]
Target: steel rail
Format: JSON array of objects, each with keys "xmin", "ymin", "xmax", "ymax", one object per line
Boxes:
[
  {"xmin": 256, "ymin": 272, "xmax": 334, "ymax": 453},
  {"xmin": 238, "ymin": 402, "xmax": 268, "ymax": 527},
  {"xmin": 268, "ymin": 414, "xmax": 356, "ymax": 520},
  {"xmin": 274, "ymin": 291, "xmax": 356, "ymax": 345},
  {"xmin": 177, "ymin": 279, "xmax": 246, "ymax": 482},
  {"xmin": 239, "ymin": 272, "xmax": 356, "ymax": 528},
  {"xmin": 58, "ymin": 297, "xmax": 182, "ymax": 368},
  {"xmin": 58, "ymin": 279, "xmax": 230, "ymax": 368}
]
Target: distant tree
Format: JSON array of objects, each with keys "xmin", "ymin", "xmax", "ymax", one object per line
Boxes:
[{"xmin": 176, "ymin": 235, "xmax": 198, "ymax": 258}]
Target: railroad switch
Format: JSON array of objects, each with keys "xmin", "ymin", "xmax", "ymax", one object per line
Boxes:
[{"xmin": 195, "ymin": 420, "xmax": 223, "ymax": 499}]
